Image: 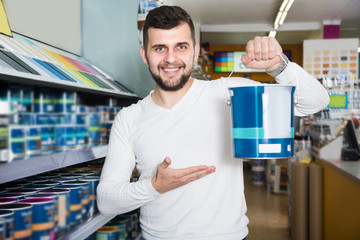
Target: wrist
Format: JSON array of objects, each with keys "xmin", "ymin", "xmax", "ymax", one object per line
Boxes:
[{"xmin": 266, "ymin": 53, "xmax": 289, "ymax": 77}]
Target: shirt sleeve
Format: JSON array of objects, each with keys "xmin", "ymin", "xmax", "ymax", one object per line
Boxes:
[
  {"xmin": 97, "ymin": 108, "xmax": 161, "ymax": 216},
  {"xmin": 275, "ymin": 62, "xmax": 329, "ymax": 116}
]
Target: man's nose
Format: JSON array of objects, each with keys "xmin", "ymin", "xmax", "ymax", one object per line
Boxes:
[{"xmin": 164, "ymin": 49, "xmax": 176, "ymax": 63}]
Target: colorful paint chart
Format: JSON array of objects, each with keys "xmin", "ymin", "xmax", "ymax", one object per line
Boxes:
[
  {"xmin": 303, "ymin": 38, "xmax": 358, "ymax": 79},
  {"xmin": 214, "ymin": 51, "xmax": 264, "ymax": 73},
  {"xmin": 0, "ymin": 34, "xmax": 116, "ymax": 90}
]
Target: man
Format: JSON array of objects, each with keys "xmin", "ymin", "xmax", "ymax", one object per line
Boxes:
[{"xmin": 97, "ymin": 5, "xmax": 329, "ymax": 240}]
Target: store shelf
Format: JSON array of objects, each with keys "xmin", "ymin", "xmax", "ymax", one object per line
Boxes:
[
  {"xmin": 0, "ymin": 145, "xmax": 108, "ymax": 184},
  {"xmin": 59, "ymin": 213, "xmax": 115, "ymax": 240},
  {"xmin": 0, "ymin": 67, "xmax": 137, "ymax": 98}
]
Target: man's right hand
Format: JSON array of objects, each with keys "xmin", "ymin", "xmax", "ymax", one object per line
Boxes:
[{"xmin": 151, "ymin": 157, "xmax": 216, "ymax": 194}]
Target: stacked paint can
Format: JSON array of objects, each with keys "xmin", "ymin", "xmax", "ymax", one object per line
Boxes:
[
  {"xmin": 251, "ymin": 159, "xmax": 266, "ymax": 185},
  {"xmin": 0, "ymin": 209, "xmax": 14, "ymax": 240},
  {"xmin": 0, "ymin": 203, "xmax": 33, "ymax": 240},
  {"xmin": 19, "ymin": 198, "xmax": 55, "ymax": 240},
  {"xmin": 1, "ymin": 85, "xmax": 121, "ymax": 162}
]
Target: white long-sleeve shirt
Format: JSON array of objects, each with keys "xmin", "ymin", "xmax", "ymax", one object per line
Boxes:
[{"xmin": 97, "ymin": 62, "xmax": 329, "ymax": 240}]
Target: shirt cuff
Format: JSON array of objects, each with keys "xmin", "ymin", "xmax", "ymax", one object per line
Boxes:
[{"xmin": 144, "ymin": 178, "xmax": 162, "ymax": 197}]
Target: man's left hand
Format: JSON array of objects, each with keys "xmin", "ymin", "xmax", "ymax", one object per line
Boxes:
[{"xmin": 241, "ymin": 36, "xmax": 283, "ymax": 73}]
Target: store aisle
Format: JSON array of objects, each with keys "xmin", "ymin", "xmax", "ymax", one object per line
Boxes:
[{"xmin": 244, "ymin": 164, "xmax": 290, "ymax": 240}]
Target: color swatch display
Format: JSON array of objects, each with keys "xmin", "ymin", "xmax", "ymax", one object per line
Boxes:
[
  {"xmin": 303, "ymin": 39, "xmax": 359, "ymax": 80},
  {"xmin": 0, "ymin": 34, "xmax": 118, "ymax": 91},
  {"xmin": 214, "ymin": 51, "xmax": 264, "ymax": 73}
]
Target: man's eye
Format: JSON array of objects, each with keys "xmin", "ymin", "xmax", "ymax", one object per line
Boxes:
[
  {"xmin": 156, "ymin": 47, "xmax": 165, "ymax": 51},
  {"xmin": 178, "ymin": 45, "xmax": 186, "ymax": 50}
]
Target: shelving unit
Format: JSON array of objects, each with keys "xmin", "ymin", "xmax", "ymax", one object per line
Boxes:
[
  {"xmin": 0, "ymin": 145, "xmax": 107, "ymax": 184},
  {"xmin": 0, "ymin": 66, "xmax": 136, "ymax": 98},
  {"xmin": 59, "ymin": 213, "xmax": 115, "ymax": 240}
]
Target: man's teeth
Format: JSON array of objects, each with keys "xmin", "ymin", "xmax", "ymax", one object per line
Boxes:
[{"xmin": 164, "ymin": 67, "xmax": 180, "ymax": 72}]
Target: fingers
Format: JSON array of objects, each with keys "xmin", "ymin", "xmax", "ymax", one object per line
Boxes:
[
  {"xmin": 159, "ymin": 157, "xmax": 171, "ymax": 169},
  {"xmin": 244, "ymin": 36, "xmax": 282, "ymax": 62},
  {"xmin": 179, "ymin": 166, "xmax": 216, "ymax": 184}
]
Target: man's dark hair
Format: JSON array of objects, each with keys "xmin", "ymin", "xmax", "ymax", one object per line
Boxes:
[{"xmin": 143, "ymin": 5, "xmax": 195, "ymax": 50}]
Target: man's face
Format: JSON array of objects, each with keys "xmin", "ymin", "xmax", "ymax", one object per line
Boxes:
[{"xmin": 141, "ymin": 23, "xmax": 199, "ymax": 91}]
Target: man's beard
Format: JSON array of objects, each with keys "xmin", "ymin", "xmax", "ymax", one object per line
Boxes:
[
  {"xmin": 150, "ymin": 71, "xmax": 191, "ymax": 91},
  {"xmin": 147, "ymin": 59, "xmax": 193, "ymax": 91}
]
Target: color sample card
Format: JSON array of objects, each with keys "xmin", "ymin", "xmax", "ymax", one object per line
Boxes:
[
  {"xmin": 214, "ymin": 51, "xmax": 265, "ymax": 73},
  {"xmin": 303, "ymin": 39, "xmax": 359, "ymax": 80}
]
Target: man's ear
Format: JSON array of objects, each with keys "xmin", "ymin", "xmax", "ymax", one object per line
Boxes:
[
  {"xmin": 194, "ymin": 42, "xmax": 200, "ymax": 62},
  {"xmin": 140, "ymin": 46, "xmax": 148, "ymax": 66}
]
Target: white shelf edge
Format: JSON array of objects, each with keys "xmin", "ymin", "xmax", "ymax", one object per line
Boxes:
[
  {"xmin": 0, "ymin": 145, "xmax": 108, "ymax": 184},
  {"xmin": 59, "ymin": 214, "xmax": 115, "ymax": 240},
  {"xmin": 0, "ymin": 68, "xmax": 137, "ymax": 98}
]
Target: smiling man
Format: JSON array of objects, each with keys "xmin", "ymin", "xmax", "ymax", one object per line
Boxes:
[{"xmin": 97, "ymin": 5, "xmax": 329, "ymax": 240}]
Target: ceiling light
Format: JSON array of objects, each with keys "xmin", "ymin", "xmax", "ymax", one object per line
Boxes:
[
  {"xmin": 274, "ymin": 11, "xmax": 283, "ymax": 28},
  {"xmin": 279, "ymin": 0, "xmax": 289, "ymax": 11},
  {"xmin": 269, "ymin": 31, "xmax": 277, "ymax": 38},
  {"xmin": 284, "ymin": 0, "xmax": 294, "ymax": 11},
  {"xmin": 358, "ymin": 47, "xmax": 360, "ymax": 52},
  {"xmin": 279, "ymin": 11, "xmax": 288, "ymax": 25}
]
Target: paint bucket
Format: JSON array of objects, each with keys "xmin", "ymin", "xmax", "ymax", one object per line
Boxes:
[
  {"xmin": 25, "ymin": 126, "xmax": 41, "ymax": 158},
  {"xmin": 229, "ymin": 85, "xmax": 295, "ymax": 159},
  {"xmin": 34, "ymin": 89, "xmax": 54, "ymax": 113},
  {"xmin": 39, "ymin": 125, "xmax": 55, "ymax": 155},
  {"xmin": 53, "ymin": 185, "xmax": 82, "ymax": 226},
  {"xmin": 63, "ymin": 181, "xmax": 90, "ymax": 218},
  {"xmin": 39, "ymin": 188, "xmax": 70, "ymax": 231},
  {"xmin": 55, "ymin": 91, "xmax": 76, "ymax": 113},
  {"xmin": 25, "ymin": 193, "xmax": 59, "ymax": 233},
  {"xmin": 19, "ymin": 198, "xmax": 55, "ymax": 240},
  {"xmin": 0, "ymin": 203, "xmax": 32, "ymax": 240},
  {"xmin": 7, "ymin": 189, "xmax": 38, "ymax": 196},
  {"xmin": 0, "ymin": 209, "xmax": 14, "ymax": 240},
  {"xmin": 78, "ymin": 177, "xmax": 100, "ymax": 215},
  {"xmin": 22, "ymin": 185, "xmax": 51, "ymax": 191},
  {"xmin": 0, "ymin": 198, "xmax": 17, "ymax": 205},
  {"xmin": 87, "ymin": 113, "xmax": 99, "ymax": 147},
  {"xmin": 95, "ymin": 226, "xmax": 118, "ymax": 240},
  {"xmin": 76, "ymin": 126, "xmax": 88, "ymax": 149},
  {"xmin": 8, "ymin": 126, "xmax": 26, "ymax": 161},
  {"xmin": 55, "ymin": 126, "xmax": 76, "ymax": 152},
  {"xmin": 0, "ymin": 194, "xmax": 24, "ymax": 201},
  {"xmin": 105, "ymin": 220, "xmax": 127, "ymax": 240}
]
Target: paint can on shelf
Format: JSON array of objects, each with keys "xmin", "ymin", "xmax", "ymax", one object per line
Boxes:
[
  {"xmin": 0, "ymin": 203, "xmax": 33, "ymax": 240},
  {"xmin": 53, "ymin": 185, "xmax": 82, "ymax": 226},
  {"xmin": 19, "ymin": 198, "xmax": 55, "ymax": 240},
  {"xmin": 95, "ymin": 226, "xmax": 118, "ymax": 240},
  {"xmin": 0, "ymin": 209, "xmax": 14, "ymax": 240}
]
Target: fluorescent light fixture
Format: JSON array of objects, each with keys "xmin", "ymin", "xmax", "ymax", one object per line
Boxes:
[
  {"xmin": 279, "ymin": 0, "xmax": 289, "ymax": 11},
  {"xmin": 274, "ymin": 11, "xmax": 283, "ymax": 27},
  {"xmin": 285, "ymin": 0, "xmax": 294, "ymax": 11},
  {"xmin": 358, "ymin": 47, "xmax": 360, "ymax": 52},
  {"xmin": 269, "ymin": 31, "xmax": 277, "ymax": 38},
  {"xmin": 279, "ymin": 11, "xmax": 288, "ymax": 25}
]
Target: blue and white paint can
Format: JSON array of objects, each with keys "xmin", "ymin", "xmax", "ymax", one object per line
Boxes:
[
  {"xmin": 25, "ymin": 126, "xmax": 41, "ymax": 158},
  {"xmin": 0, "ymin": 209, "xmax": 14, "ymax": 240},
  {"xmin": 19, "ymin": 198, "xmax": 55, "ymax": 240},
  {"xmin": 55, "ymin": 126, "xmax": 76, "ymax": 152},
  {"xmin": 8, "ymin": 126, "xmax": 26, "ymax": 161},
  {"xmin": 229, "ymin": 85, "xmax": 295, "ymax": 159},
  {"xmin": 53, "ymin": 185, "xmax": 82, "ymax": 226},
  {"xmin": 0, "ymin": 203, "xmax": 33, "ymax": 240},
  {"xmin": 39, "ymin": 188, "xmax": 70, "ymax": 231}
]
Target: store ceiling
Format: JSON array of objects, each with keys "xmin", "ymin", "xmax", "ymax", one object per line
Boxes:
[{"xmin": 163, "ymin": 0, "xmax": 360, "ymax": 46}]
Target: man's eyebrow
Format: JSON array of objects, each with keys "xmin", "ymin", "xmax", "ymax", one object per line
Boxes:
[
  {"xmin": 176, "ymin": 42, "xmax": 190, "ymax": 46},
  {"xmin": 151, "ymin": 44, "xmax": 166, "ymax": 48}
]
